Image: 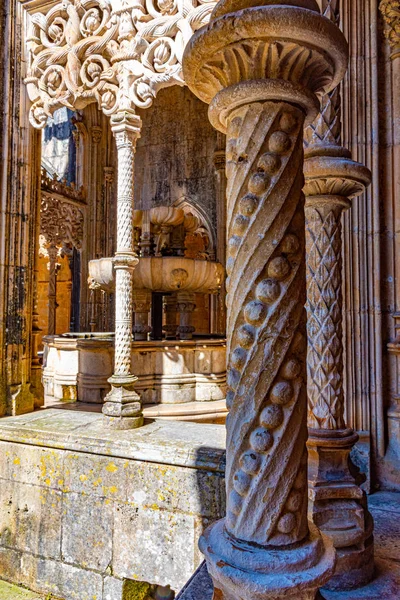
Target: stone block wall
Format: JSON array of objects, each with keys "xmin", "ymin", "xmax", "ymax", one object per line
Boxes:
[{"xmin": 0, "ymin": 416, "xmax": 226, "ymax": 600}]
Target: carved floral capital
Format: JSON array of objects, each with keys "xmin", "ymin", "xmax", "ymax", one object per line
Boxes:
[
  {"xmin": 24, "ymin": 0, "xmax": 217, "ymax": 128},
  {"xmin": 380, "ymin": 0, "xmax": 400, "ymax": 51}
]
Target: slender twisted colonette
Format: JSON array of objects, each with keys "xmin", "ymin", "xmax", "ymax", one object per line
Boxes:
[
  {"xmin": 304, "ymin": 1, "xmax": 374, "ymax": 589},
  {"xmin": 183, "ymin": 1, "xmax": 348, "ymax": 598}
]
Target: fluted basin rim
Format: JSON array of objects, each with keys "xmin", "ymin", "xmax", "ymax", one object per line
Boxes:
[{"xmin": 89, "ymin": 256, "xmax": 225, "ymax": 294}]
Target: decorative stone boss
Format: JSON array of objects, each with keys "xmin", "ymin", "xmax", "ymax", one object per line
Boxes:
[{"xmin": 183, "ymin": 1, "xmax": 348, "ymax": 599}]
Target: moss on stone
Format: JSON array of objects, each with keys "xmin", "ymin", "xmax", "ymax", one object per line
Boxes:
[
  {"xmin": 122, "ymin": 580, "xmax": 152, "ymax": 600},
  {"xmin": 0, "ymin": 580, "xmax": 51, "ymax": 599}
]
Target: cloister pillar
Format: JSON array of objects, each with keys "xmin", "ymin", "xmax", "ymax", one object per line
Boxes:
[
  {"xmin": 177, "ymin": 292, "xmax": 196, "ymax": 341},
  {"xmin": 183, "ymin": 1, "xmax": 347, "ymax": 598},
  {"xmin": 304, "ymin": 1, "xmax": 374, "ymax": 590},
  {"xmin": 133, "ymin": 289, "xmax": 152, "ymax": 341},
  {"xmin": 163, "ymin": 295, "xmax": 178, "ymax": 340},
  {"xmin": 47, "ymin": 244, "xmax": 59, "ymax": 336},
  {"xmin": 102, "ymin": 111, "xmax": 143, "ymax": 430}
]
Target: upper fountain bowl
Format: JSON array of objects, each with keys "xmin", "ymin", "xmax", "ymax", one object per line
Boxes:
[{"xmin": 89, "ymin": 256, "xmax": 224, "ymax": 295}]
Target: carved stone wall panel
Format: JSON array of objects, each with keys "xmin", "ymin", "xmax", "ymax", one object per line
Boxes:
[
  {"xmin": 40, "ymin": 192, "xmax": 85, "ymax": 250},
  {"xmin": 0, "ymin": 0, "xmax": 44, "ymax": 415},
  {"xmin": 134, "ymin": 86, "xmax": 217, "ymax": 231}
]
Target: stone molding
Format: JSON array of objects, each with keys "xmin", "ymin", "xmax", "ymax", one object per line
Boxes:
[{"xmin": 41, "ymin": 168, "xmax": 85, "ymax": 202}]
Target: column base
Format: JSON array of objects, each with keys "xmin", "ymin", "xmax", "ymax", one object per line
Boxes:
[
  {"xmin": 199, "ymin": 520, "xmax": 335, "ymax": 600},
  {"xmin": 102, "ymin": 375, "xmax": 143, "ymax": 430},
  {"xmin": 308, "ymin": 429, "xmax": 374, "ymax": 590},
  {"xmin": 323, "ymin": 533, "xmax": 374, "ymax": 591}
]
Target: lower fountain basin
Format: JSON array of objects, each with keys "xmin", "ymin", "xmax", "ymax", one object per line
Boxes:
[{"xmin": 42, "ymin": 335, "xmax": 227, "ymax": 413}]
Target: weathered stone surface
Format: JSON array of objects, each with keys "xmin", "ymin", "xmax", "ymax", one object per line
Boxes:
[
  {"xmin": 0, "ymin": 579, "xmax": 50, "ymax": 600},
  {"xmin": 113, "ymin": 505, "xmax": 202, "ymax": 591},
  {"xmin": 63, "ymin": 452, "xmax": 126, "ymax": 501},
  {"xmin": 0, "ymin": 481, "xmax": 62, "ymax": 559},
  {"xmin": 103, "ymin": 576, "xmax": 124, "ymax": 600},
  {"xmin": 176, "ymin": 562, "xmax": 213, "ymax": 600},
  {"xmin": 125, "ymin": 462, "xmax": 225, "ymax": 517},
  {"xmin": 0, "ymin": 547, "xmax": 23, "ymax": 585},
  {"xmin": 61, "ymin": 492, "xmax": 114, "ymax": 571},
  {"xmin": 0, "ymin": 411, "xmax": 226, "ymax": 597},
  {"xmin": 0, "ymin": 442, "xmax": 64, "ymax": 490},
  {"xmin": 20, "ymin": 555, "xmax": 103, "ymax": 600},
  {"xmin": 0, "ymin": 411, "xmax": 226, "ymax": 471}
]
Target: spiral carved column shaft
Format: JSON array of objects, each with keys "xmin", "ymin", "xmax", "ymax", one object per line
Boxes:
[
  {"xmin": 102, "ymin": 112, "xmax": 143, "ymax": 430},
  {"xmin": 182, "ymin": 0, "xmax": 351, "ymax": 595},
  {"xmin": 224, "ymin": 101, "xmax": 309, "ymax": 546}
]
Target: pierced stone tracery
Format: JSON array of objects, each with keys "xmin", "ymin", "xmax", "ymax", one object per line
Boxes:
[{"xmin": 25, "ymin": 0, "xmax": 217, "ymax": 128}]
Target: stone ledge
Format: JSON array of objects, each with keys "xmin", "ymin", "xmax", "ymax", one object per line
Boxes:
[
  {"xmin": 0, "ymin": 409, "xmax": 226, "ymax": 472},
  {"xmin": 176, "ymin": 562, "xmax": 213, "ymax": 600}
]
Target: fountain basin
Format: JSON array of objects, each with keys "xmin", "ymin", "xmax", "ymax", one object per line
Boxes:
[
  {"xmin": 42, "ymin": 335, "xmax": 227, "ymax": 407},
  {"xmin": 88, "ymin": 256, "xmax": 224, "ymax": 294}
]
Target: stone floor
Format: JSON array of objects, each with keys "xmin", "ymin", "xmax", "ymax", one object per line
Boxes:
[{"xmin": 177, "ymin": 491, "xmax": 400, "ymax": 600}]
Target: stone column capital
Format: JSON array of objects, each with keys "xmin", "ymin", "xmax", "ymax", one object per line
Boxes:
[
  {"xmin": 380, "ymin": 0, "xmax": 400, "ymax": 58},
  {"xmin": 110, "ymin": 111, "xmax": 142, "ymax": 143}
]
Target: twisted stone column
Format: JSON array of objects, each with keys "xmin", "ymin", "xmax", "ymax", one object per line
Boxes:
[
  {"xmin": 183, "ymin": 1, "xmax": 348, "ymax": 598},
  {"xmin": 304, "ymin": 0, "xmax": 374, "ymax": 590},
  {"xmin": 102, "ymin": 111, "xmax": 143, "ymax": 430}
]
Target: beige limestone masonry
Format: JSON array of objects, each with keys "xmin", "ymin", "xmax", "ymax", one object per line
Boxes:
[{"xmin": 0, "ymin": 410, "xmax": 226, "ymax": 599}]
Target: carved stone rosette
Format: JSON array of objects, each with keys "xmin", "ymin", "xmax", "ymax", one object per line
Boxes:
[
  {"xmin": 183, "ymin": 1, "xmax": 348, "ymax": 598},
  {"xmin": 102, "ymin": 111, "xmax": 143, "ymax": 429},
  {"xmin": 304, "ymin": 1, "xmax": 374, "ymax": 591}
]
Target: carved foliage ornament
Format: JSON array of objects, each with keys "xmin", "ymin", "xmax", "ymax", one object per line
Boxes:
[
  {"xmin": 41, "ymin": 168, "xmax": 85, "ymax": 201},
  {"xmin": 40, "ymin": 193, "xmax": 84, "ymax": 249},
  {"xmin": 380, "ymin": 0, "xmax": 400, "ymax": 48},
  {"xmin": 25, "ymin": 0, "xmax": 217, "ymax": 128}
]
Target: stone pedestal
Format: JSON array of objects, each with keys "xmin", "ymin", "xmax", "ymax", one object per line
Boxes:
[{"xmin": 183, "ymin": 0, "xmax": 348, "ymax": 597}]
